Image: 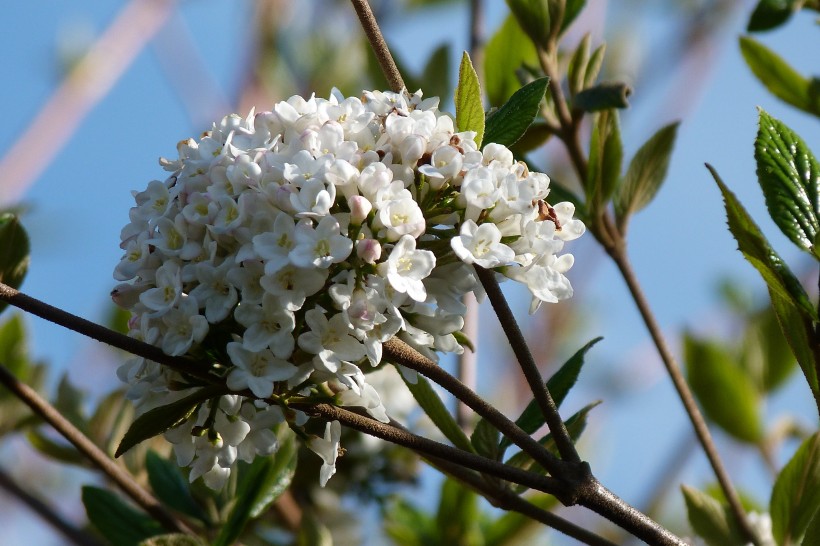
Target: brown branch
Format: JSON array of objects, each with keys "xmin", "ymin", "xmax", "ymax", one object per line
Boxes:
[
  {"xmin": 473, "ymin": 266, "xmax": 580, "ymax": 464},
  {"xmin": 349, "ymin": 0, "xmax": 405, "ymax": 92},
  {"xmin": 0, "ymin": 363, "xmax": 195, "ymax": 536}
]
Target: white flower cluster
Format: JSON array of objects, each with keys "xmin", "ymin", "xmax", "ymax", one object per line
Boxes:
[{"xmin": 113, "ymin": 89, "xmax": 584, "ymax": 488}]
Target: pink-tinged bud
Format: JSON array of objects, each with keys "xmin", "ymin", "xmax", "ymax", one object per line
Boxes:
[
  {"xmin": 348, "ymin": 195, "xmax": 372, "ymax": 225},
  {"xmin": 111, "ymin": 282, "xmax": 144, "ymax": 308},
  {"xmin": 356, "ymin": 238, "xmax": 381, "ymax": 264}
]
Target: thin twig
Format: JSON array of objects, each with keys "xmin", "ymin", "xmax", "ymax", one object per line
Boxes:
[
  {"xmin": 382, "ymin": 337, "xmax": 578, "ymax": 484},
  {"xmin": 0, "ymin": 465, "xmax": 104, "ymax": 546},
  {"xmin": 349, "ymin": 0, "xmax": 405, "ymax": 92},
  {"xmin": 473, "ymin": 266, "xmax": 580, "ymax": 464},
  {"xmin": 0, "ymin": 363, "xmax": 195, "ymax": 536}
]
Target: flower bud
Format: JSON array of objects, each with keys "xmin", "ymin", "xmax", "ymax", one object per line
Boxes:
[
  {"xmin": 348, "ymin": 195, "xmax": 372, "ymax": 225},
  {"xmin": 356, "ymin": 238, "xmax": 381, "ymax": 264}
]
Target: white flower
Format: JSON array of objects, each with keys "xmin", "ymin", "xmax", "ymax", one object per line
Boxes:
[
  {"xmin": 234, "ymin": 294, "xmax": 296, "ymax": 357},
  {"xmin": 253, "ymin": 213, "xmax": 297, "ymax": 274},
  {"xmin": 451, "ymin": 220, "xmax": 515, "ymax": 268},
  {"xmin": 298, "ymin": 309, "xmax": 366, "ymax": 373},
  {"xmin": 160, "ymin": 296, "xmax": 209, "ymax": 355},
  {"xmin": 307, "ymin": 421, "xmax": 342, "ymax": 487},
  {"xmin": 189, "ymin": 259, "xmax": 238, "ymax": 323},
  {"xmin": 289, "ymin": 216, "xmax": 352, "ymax": 268},
  {"xmin": 226, "ymin": 342, "xmax": 298, "ymax": 398},
  {"xmin": 378, "ymin": 235, "xmax": 435, "ymax": 302},
  {"xmin": 375, "ymin": 197, "xmax": 426, "ymax": 242}
]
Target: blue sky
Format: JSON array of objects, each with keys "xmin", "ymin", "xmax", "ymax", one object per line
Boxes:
[{"xmin": 1, "ymin": 1, "xmax": 819, "ymax": 544}]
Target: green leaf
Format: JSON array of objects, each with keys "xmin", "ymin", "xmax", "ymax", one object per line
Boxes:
[
  {"xmin": 739, "ymin": 305, "xmax": 798, "ymax": 393},
  {"xmin": 802, "ymin": 510, "xmax": 820, "ymax": 546},
  {"xmin": 506, "ymin": 0, "xmax": 551, "ymax": 49},
  {"xmin": 509, "ymin": 122, "xmax": 554, "ymax": 155},
  {"xmin": 484, "ymin": 493, "xmax": 557, "ymax": 546},
  {"xmin": 82, "ymin": 486, "xmax": 164, "ymax": 546},
  {"xmin": 584, "ymin": 44, "xmax": 606, "ymax": 89},
  {"xmin": 146, "ymin": 451, "xmax": 209, "ymax": 524},
  {"xmin": 771, "ymin": 432, "xmax": 820, "ymax": 545},
  {"xmin": 615, "ymin": 122, "xmax": 679, "ymax": 228},
  {"xmin": 214, "ymin": 427, "xmax": 297, "ymax": 546},
  {"xmin": 0, "ymin": 214, "xmax": 30, "ymax": 315},
  {"xmin": 483, "ymin": 77, "xmax": 549, "ymax": 149},
  {"xmin": 755, "ymin": 109, "xmax": 820, "ymax": 254},
  {"xmin": 567, "ymin": 34, "xmax": 591, "ymax": 97},
  {"xmin": 139, "ymin": 535, "xmax": 206, "ymax": 546},
  {"xmin": 455, "ymin": 51, "xmax": 485, "ymax": 147},
  {"xmin": 573, "ymin": 81, "xmax": 631, "ymax": 111},
  {"xmin": 26, "ymin": 428, "xmax": 84, "ymax": 465},
  {"xmin": 709, "ymin": 165, "xmax": 818, "ymax": 321},
  {"xmin": 682, "ymin": 485, "xmax": 746, "ymax": 546},
  {"xmin": 436, "ymin": 478, "xmax": 481, "ymax": 544},
  {"xmin": 296, "ymin": 512, "xmax": 333, "ymax": 546},
  {"xmin": 0, "ymin": 315, "xmax": 29, "ymax": 379},
  {"xmin": 585, "ymin": 110, "xmax": 622, "ymax": 213},
  {"xmin": 484, "ymin": 15, "xmax": 538, "ymax": 107},
  {"xmin": 116, "ymin": 386, "xmax": 224, "ymax": 458},
  {"xmin": 747, "ymin": 0, "xmax": 802, "ymax": 32},
  {"xmin": 683, "ymin": 334, "xmax": 763, "ymax": 443},
  {"xmin": 561, "ymin": 0, "xmax": 587, "ymax": 35},
  {"xmin": 383, "ymin": 497, "xmax": 437, "ymax": 546},
  {"xmin": 399, "ymin": 367, "xmax": 474, "ymax": 452},
  {"xmin": 769, "ymin": 285, "xmax": 819, "ymax": 395},
  {"xmin": 499, "ymin": 337, "xmax": 602, "ymax": 452},
  {"xmin": 740, "ymin": 37, "xmax": 820, "ymax": 116},
  {"xmin": 471, "ymin": 417, "xmax": 501, "ymax": 461}
]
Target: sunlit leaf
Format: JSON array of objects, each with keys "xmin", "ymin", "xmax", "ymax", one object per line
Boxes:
[
  {"xmin": 709, "ymin": 165, "xmax": 818, "ymax": 322},
  {"xmin": 82, "ymin": 486, "xmax": 164, "ymax": 546},
  {"xmin": 740, "ymin": 38, "xmax": 820, "ymax": 116},
  {"xmin": 771, "ymin": 432, "xmax": 820, "ymax": 545},
  {"xmin": 483, "ymin": 77, "xmax": 549, "ymax": 148},
  {"xmin": 455, "ymin": 51, "xmax": 485, "ymax": 146},
  {"xmin": 682, "ymin": 485, "xmax": 746, "ymax": 546},
  {"xmin": 755, "ymin": 109, "xmax": 820, "ymax": 254},
  {"xmin": 769, "ymin": 285, "xmax": 819, "ymax": 396}
]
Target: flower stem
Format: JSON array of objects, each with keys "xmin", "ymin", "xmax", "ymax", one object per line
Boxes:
[
  {"xmin": 0, "ymin": 362, "xmax": 195, "ymax": 536},
  {"xmin": 473, "ymin": 265, "xmax": 581, "ymax": 464},
  {"xmin": 349, "ymin": 0, "xmax": 405, "ymax": 92}
]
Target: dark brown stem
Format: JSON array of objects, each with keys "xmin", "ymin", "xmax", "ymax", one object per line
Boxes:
[
  {"xmin": 0, "ymin": 363, "xmax": 195, "ymax": 536},
  {"xmin": 473, "ymin": 266, "xmax": 580, "ymax": 464},
  {"xmin": 292, "ymin": 402, "xmax": 570, "ymax": 499},
  {"xmin": 0, "ymin": 465, "xmax": 104, "ymax": 546},
  {"xmin": 606, "ymin": 249, "xmax": 759, "ymax": 545},
  {"xmin": 349, "ymin": 0, "xmax": 405, "ymax": 92},
  {"xmin": 382, "ymin": 338, "xmax": 576, "ymax": 482}
]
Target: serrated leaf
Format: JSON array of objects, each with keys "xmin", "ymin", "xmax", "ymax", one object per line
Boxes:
[
  {"xmin": 499, "ymin": 337, "xmax": 601, "ymax": 452},
  {"xmin": 455, "ymin": 51, "xmax": 485, "ymax": 147},
  {"xmin": 684, "ymin": 334, "xmax": 763, "ymax": 443},
  {"xmin": 139, "ymin": 534, "xmax": 206, "ymax": 546},
  {"xmin": 484, "ymin": 15, "xmax": 538, "ymax": 107},
  {"xmin": 436, "ymin": 478, "xmax": 480, "ymax": 544},
  {"xmin": 506, "ymin": 0, "xmax": 551, "ymax": 49},
  {"xmin": 0, "ymin": 214, "xmax": 30, "ymax": 315},
  {"xmin": 399, "ymin": 368, "xmax": 473, "ymax": 452},
  {"xmin": 82, "ymin": 486, "xmax": 164, "ymax": 546},
  {"xmin": 768, "ymin": 285, "xmax": 819, "ymax": 396},
  {"xmin": 682, "ymin": 485, "xmax": 746, "ymax": 546},
  {"xmin": 709, "ymin": 165, "xmax": 818, "ymax": 322},
  {"xmin": 771, "ymin": 432, "xmax": 820, "ymax": 545},
  {"xmin": 483, "ymin": 77, "xmax": 549, "ymax": 149},
  {"xmin": 573, "ymin": 81, "xmax": 631, "ymax": 111},
  {"xmin": 116, "ymin": 386, "xmax": 224, "ymax": 458},
  {"xmin": 470, "ymin": 417, "xmax": 501, "ymax": 461},
  {"xmin": 740, "ymin": 37, "xmax": 820, "ymax": 115},
  {"xmin": 756, "ymin": 109, "xmax": 820, "ymax": 253},
  {"xmin": 615, "ymin": 122, "xmax": 679, "ymax": 228},
  {"xmin": 146, "ymin": 451, "xmax": 209, "ymax": 524},
  {"xmin": 214, "ymin": 427, "xmax": 297, "ymax": 546},
  {"xmin": 747, "ymin": 0, "xmax": 801, "ymax": 32}
]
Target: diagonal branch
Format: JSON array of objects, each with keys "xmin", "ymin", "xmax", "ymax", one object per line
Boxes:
[
  {"xmin": 349, "ymin": 0, "xmax": 405, "ymax": 92},
  {"xmin": 0, "ymin": 362, "xmax": 195, "ymax": 536}
]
